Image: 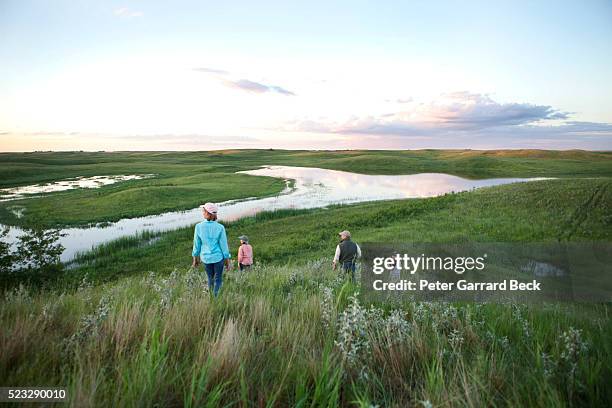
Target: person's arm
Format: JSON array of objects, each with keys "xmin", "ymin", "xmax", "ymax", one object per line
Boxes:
[
  {"xmin": 219, "ymin": 227, "xmax": 231, "ymax": 260},
  {"xmin": 332, "ymin": 244, "xmax": 341, "ymax": 270},
  {"xmin": 219, "ymin": 226, "xmax": 232, "ymax": 270},
  {"xmin": 191, "ymin": 226, "xmax": 201, "ymax": 267},
  {"xmin": 356, "ymin": 244, "xmax": 362, "ymax": 259},
  {"xmin": 238, "ymin": 245, "xmax": 244, "ymax": 264}
]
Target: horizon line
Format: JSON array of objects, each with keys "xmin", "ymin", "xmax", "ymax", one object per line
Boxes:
[{"xmin": 2, "ymin": 148, "xmax": 612, "ymax": 154}]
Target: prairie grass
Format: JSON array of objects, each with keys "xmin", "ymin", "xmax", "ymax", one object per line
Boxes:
[{"xmin": 1, "ymin": 263, "xmax": 610, "ymax": 407}]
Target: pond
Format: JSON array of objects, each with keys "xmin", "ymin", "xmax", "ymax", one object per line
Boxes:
[
  {"xmin": 1, "ymin": 166, "xmax": 547, "ymax": 261},
  {"xmin": 0, "ymin": 174, "xmax": 155, "ymax": 201}
]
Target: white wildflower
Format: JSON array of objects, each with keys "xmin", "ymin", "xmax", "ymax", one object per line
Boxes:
[
  {"xmin": 335, "ymin": 296, "xmax": 370, "ymax": 366},
  {"xmin": 320, "ymin": 287, "xmax": 334, "ymax": 330}
]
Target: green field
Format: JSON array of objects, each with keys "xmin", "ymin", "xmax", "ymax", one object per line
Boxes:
[
  {"xmin": 1, "ymin": 149, "xmax": 611, "ymax": 228},
  {"xmin": 49, "ymin": 177, "xmax": 608, "ymax": 287},
  {"xmin": 1, "ymin": 150, "xmax": 611, "ymax": 407}
]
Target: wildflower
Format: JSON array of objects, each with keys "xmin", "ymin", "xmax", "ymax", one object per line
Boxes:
[
  {"xmin": 320, "ymin": 287, "xmax": 334, "ymax": 330},
  {"xmin": 367, "ymin": 305, "xmax": 385, "ymax": 327},
  {"xmin": 498, "ymin": 336, "xmax": 510, "ymax": 350},
  {"xmin": 331, "ymin": 273, "xmax": 345, "ymax": 289},
  {"xmin": 412, "ymin": 303, "xmax": 429, "ymax": 324},
  {"xmin": 158, "ymin": 286, "xmax": 173, "ymax": 312},
  {"xmin": 385, "ymin": 309, "xmax": 411, "ymax": 344},
  {"xmin": 184, "ymin": 267, "xmax": 207, "ymax": 293},
  {"xmin": 145, "ymin": 271, "xmax": 156, "ymax": 285},
  {"xmin": 441, "ymin": 304, "xmax": 458, "ymax": 321},
  {"xmin": 67, "ymin": 295, "xmax": 113, "ymax": 347},
  {"xmin": 78, "ymin": 275, "xmax": 93, "ymax": 291},
  {"xmin": 4, "ymin": 284, "xmax": 30, "ymax": 303},
  {"xmin": 168, "ymin": 268, "xmax": 179, "ymax": 282},
  {"xmin": 512, "ymin": 304, "xmax": 531, "ymax": 339},
  {"xmin": 335, "ymin": 296, "xmax": 370, "ymax": 366},
  {"xmin": 448, "ymin": 328, "xmax": 464, "ymax": 351},
  {"xmin": 306, "ymin": 258, "xmax": 326, "ymax": 272},
  {"xmin": 559, "ymin": 327, "xmax": 588, "ymax": 378},
  {"xmin": 420, "ymin": 400, "xmax": 433, "ymax": 408},
  {"xmin": 41, "ymin": 300, "xmax": 61, "ymax": 325},
  {"xmin": 288, "ymin": 272, "xmax": 301, "ymax": 286},
  {"xmin": 541, "ymin": 352, "xmax": 556, "ymax": 379}
]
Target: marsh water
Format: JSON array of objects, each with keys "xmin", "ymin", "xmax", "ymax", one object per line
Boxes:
[
  {"xmin": 0, "ymin": 174, "xmax": 154, "ymax": 201},
  {"xmin": 1, "ymin": 166, "xmax": 547, "ymax": 261}
]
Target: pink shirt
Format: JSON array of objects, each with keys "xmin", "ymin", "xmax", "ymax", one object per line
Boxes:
[{"xmin": 238, "ymin": 244, "xmax": 253, "ymax": 265}]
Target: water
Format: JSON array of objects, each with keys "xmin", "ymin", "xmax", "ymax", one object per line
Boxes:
[
  {"xmin": 1, "ymin": 166, "xmax": 547, "ymax": 261},
  {"xmin": 0, "ymin": 174, "xmax": 155, "ymax": 201}
]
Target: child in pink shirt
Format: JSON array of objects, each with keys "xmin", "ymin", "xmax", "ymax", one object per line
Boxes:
[{"xmin": 237, "ymin": 235, "xmax": 253, "ymax": 271}]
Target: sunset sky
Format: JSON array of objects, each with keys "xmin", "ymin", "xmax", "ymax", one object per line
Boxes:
[{"xmin": 1, "ymin": 0, "xmax": 611, "ymax": 151}]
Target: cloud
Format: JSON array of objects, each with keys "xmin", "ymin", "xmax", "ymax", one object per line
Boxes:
[
  {"xmin": 120, "ymin": 133, "xmax": 261, "ymax": 145},
  {"xmin": 386, "ymin": 98, "xmax": 414, "ymax": 104},
  {"xmin": 193, "ymin": 67, "xmax": 229, "ymax": 75},
  {"xmin": 194, "ymin": 66, "xmax": 295, "ymax": 96},
  {"xmin": 222, "ymin": 79, "xmax": 295, "ymax": 96},
  {"xmin": 295, "ymin": 92, "xmax": 573, "ymax": 136},
  {"xmin": 282, "ymin": 92, "xmax": 612, "ymax": 149},
  {"xmin": 224, "ymin": 79, "xmax": 269, "ymax": 93},
  {"xmin": 420, "ymin": 91, "xmax": 569, "ymax": 128},
  {"xmin": 268, "ymin": 85, "xmax": 295, "ymax": 96},
  {"xmin": 114, "ymin": 7, "xmax": 144, "ymax": 18}
]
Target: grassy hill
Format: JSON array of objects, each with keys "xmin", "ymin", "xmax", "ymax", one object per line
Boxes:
[
  {"xmin": 2, "ymin": 261, "xmax": 610, "ymax": 406},
  {"xmin": 1, "ymin": 149, "xmax": 611, "ymax": 228}
]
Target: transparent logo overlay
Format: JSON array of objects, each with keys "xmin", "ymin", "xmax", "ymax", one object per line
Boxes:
[{"xmin": 360, "ymin": 243, "xmax": 611, "ymax": 303}]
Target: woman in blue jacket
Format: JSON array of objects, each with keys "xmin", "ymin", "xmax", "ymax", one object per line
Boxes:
[{"xmin": 191, "ymin": 202, "xmax": 231, "ymax": 296}]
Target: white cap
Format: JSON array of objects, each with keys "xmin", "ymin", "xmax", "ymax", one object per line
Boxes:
[
  {"xmin": 338, "ymin": 230, "xmax": 351, "ymax": 238},
  {"xmin": 201, "ymin": 202, "xmax": 218, "ymax": 214}
]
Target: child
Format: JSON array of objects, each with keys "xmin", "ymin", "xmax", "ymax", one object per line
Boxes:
[{"xmin": 237, "ymin": 235, "xmax": 253, "ymax": 271}]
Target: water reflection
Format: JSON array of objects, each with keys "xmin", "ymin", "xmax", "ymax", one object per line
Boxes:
[
  {"xmin": 0, "ymin": 166, "xmax": 547, "ymax": 261},
  {"xmin": 0, "ymin": 174, "xmax": 154, "ymax": 201}
]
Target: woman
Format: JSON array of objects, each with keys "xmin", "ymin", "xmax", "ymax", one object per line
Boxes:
[
  {"xmin": 237, "ymin": 235, "xmax": 253, "ymax": 271},
  {"xmin": 191, "ymin": 202, "xmax": 231, "ymax": 296}
]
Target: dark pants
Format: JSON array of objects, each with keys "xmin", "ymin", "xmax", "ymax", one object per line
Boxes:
[
  {"xmin": 342, "ymin": 261, "xmax": 356, "ymax": 282},
  {"xmin": 239, "ymin": 263, "xmax": 251, "ymax": 271},
  {"xmin": 204, "ymin": 260, "xmax": 224, "ymax": 296}
]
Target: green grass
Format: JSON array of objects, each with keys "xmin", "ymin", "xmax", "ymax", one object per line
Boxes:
[
  {"xmin": 1, "ymin": 149, "xmax": 611, "ymax": 228},
  {"xmin": 0, "ymin": 172, "xmax": 286, "ymax": 228},
  {"xmin": 1, "ymin": 150, "xmax": 611, "ymax": 406},
  {"xmin": 35, "ymin": 177, "xmax": 608, "ymax": 287},
  {"xmin": 1, "ymin": 263, "xmax": 610, "ymax": 406}
]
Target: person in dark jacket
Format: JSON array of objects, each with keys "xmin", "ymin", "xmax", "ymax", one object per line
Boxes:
[{"xmin": 332, "ymin": 230, "xmax": 361, "ymax": 282}]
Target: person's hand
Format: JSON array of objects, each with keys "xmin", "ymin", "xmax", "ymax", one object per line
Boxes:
[
  {"xmin": 224, "ymin": 258, "xmax": 232, "ymax": 271},
  {"xmin": 192, "ymin": 256, "xmax": 200, "ymax": 268},
  {"xmin": 332, "ymin": 261, "xmax": 337, "ymax": 271}
]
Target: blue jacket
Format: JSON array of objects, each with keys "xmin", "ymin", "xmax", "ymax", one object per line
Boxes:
[{"xmin": 192, "ymin": 220, "xmax": 231, "ymax": 264}]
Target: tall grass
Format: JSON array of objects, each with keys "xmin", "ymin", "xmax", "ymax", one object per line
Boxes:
[{"xmin": 1, "ymin": 262, "xmax": 609, "ymax": 407}]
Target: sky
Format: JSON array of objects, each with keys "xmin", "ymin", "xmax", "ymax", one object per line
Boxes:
[{"xmin": 1, "ymin": 0, "xmax": 612, "ymax": 151}]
